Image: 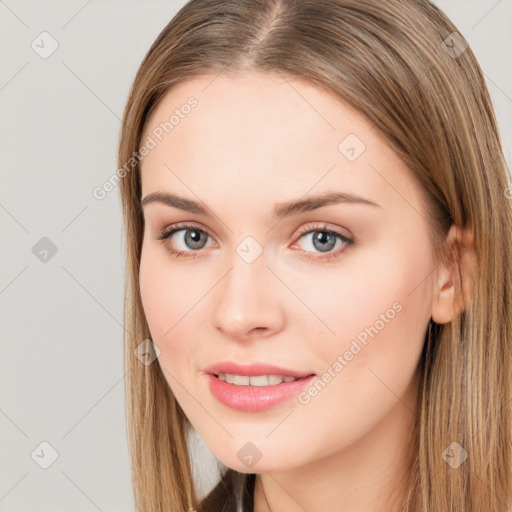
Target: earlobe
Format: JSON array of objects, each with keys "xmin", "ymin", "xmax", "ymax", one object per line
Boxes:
[{"xmin": 431, "ymin": 224, "xmax": 476, "ymax": 325}]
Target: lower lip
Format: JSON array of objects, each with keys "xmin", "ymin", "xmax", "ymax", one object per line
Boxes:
[{"xmin": 206, "ymin": 373, "xmax": 316, "ymax": 412}]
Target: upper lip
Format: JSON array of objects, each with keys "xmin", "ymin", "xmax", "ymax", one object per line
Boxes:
[{"xmin": 204, "ymin": 361, "xmax": 315, "ymax": 378}]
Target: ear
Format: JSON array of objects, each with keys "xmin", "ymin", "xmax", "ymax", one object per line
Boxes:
[{"xmin": 431, "ymin": 224, "xmax": 476, "ymax": 324}]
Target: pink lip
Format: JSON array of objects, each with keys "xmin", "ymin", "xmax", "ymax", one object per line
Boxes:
[{"xmin": 203, "ymin": 361, "xmax": 316, "ymax": 412}]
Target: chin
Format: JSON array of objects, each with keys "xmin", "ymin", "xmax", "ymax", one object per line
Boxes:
[{"xmin": 213, "ymin": 447, "xmax": 297, "ymax": 474}]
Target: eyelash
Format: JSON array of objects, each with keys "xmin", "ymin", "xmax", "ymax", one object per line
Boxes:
[{"xmin": 155, "ymin": 222, "xmax": 354, "ymax": 262}]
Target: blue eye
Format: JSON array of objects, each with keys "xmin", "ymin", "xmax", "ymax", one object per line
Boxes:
[
  {"xmin": 156, "ymin": 222, "xmax": 354, "ymax": 261},
  {"xmin": 156, "ymin": 223, "xmax": 213, "ymax": 258},
  {"xmin": 293, "ymin": 224, "xmax": 353, "ymax": 262}
]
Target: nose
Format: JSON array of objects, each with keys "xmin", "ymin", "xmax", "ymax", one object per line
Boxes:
[{"xmin": 210, "ymin": 250, "xmax": 285, "ymax": 341}]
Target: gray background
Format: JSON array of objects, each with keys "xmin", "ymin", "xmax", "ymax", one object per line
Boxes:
[{"xmin": 0, "ymin": 1, "xmax": 510, "ymax": 510}]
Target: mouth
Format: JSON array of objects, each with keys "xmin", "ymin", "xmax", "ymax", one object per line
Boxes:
[{"xmin": 205, "ymin": 369, "xmax": 317, "ymax": 412}]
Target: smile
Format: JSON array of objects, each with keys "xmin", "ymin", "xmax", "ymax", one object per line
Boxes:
[
  {"xmin": 216, "ymin": 373, "xmax": 299, "ymax": 386},
  {"xmin": 207, "ymin": 373, "xmax": 316, "ymax": 412}
]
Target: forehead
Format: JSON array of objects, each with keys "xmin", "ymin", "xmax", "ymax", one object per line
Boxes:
[
  {"xmin": 141, "ymin": 71, "xmax": 369, "ymax": 160},
  {"xmin": 139, "ymin": 71, "xmax": 426, "ymax": 219}
]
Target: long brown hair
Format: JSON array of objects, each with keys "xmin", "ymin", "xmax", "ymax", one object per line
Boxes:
[{"xmin": 117, "ymin": 1, "xmax": 512, "ymax": 510}]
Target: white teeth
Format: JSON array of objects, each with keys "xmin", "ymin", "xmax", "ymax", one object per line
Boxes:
[
  {"xmin": 249, "ymin": 375, "xmax": 269, "ymax": 386},
  {"xmin": 233, "ymin": 375, "xmax": 250, "ymax": 386},
  {"xmin": 268, "ymin": 375, "xmax": 284, "ymax": 385},
  {"xmin": 217, "ymin": 373, "xmax": 299, "ymax": 386}
]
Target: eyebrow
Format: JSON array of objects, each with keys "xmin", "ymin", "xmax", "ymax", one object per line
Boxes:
[{"xmin": 140, "ymin": 190, "xmax": 381, "ymax": 220}]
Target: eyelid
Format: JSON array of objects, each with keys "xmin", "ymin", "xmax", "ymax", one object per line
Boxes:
[
  {"xmin": 154, "ymin": 221, "xmax": 215, "ymax": 241},
  {"xmin": 293, "ymin": 221, "xmax": 352, "ymax": 240},
  {"xmin": 155, "ymin": 221, "xmax": 351, "ymax": 243}
]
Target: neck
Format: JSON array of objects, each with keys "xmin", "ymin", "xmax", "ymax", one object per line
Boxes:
[{"xmin": 253, "ymin": 369, "xmax": 419, "ymax": 512}]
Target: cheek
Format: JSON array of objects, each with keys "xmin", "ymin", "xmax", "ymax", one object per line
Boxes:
[
  {"xmin": 304, "ymin": 239, "xmax": 433, "ymax": 393},
  {"xmin": 288, "ymin": 251, "xmax": 431, "ymax": 458},
  {"xmin": 295, "ymin": 239, "xmax": 432, "ymax": 345},
  {"xmin": 139, "ymin": 250, "xmax": 170, "ymax": 337},
  {"xmin": 139, "ymin": 243, "xmax": 196, "ymax": 356},
  {"xmin": 139, "ymin": 250, "xmax": 198, "ymax": 407}
]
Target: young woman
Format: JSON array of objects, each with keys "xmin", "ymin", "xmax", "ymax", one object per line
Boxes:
[{"xmin": 117, "ymin": 1, "xmax": 512, "ymax": 510}]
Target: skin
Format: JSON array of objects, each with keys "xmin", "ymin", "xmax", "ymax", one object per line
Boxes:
[{"xmin": 138, "ymin": 71, "xmax": 467, "ymax": 512}]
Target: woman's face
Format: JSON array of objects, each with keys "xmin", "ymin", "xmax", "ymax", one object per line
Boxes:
[{"xmin": 138, "ymin": 71, "xmax": 437, "ymax": 473}]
